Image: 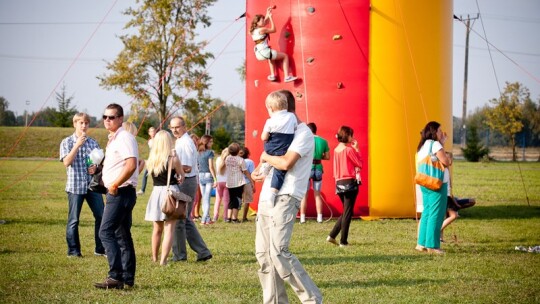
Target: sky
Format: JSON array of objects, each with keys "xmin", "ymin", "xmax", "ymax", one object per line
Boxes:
[{"xmin": 0, "ymin": 0, "xmax": 539, "ymax": 120}]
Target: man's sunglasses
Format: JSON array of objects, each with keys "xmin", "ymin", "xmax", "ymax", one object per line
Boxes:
[{"xmin": 102, "ymin": 115, "xmax": 119, "ymax": 120}]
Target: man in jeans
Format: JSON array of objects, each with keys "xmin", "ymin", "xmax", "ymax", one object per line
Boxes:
[
  {"xmin": 59, "ymin": 112, "xmax": 105, "ymax": 258},
  {"xmin": 253, "ymin": 90, "xmax": 322, "ymax": 303},
  {"xmin": 94, "ymin": 103, "xmax": 139, "ymax": 289}
]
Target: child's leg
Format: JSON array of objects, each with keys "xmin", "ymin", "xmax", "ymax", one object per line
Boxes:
[{"xmin": 267, "ymin": 59, "xmax": 276, "ymax": 78}]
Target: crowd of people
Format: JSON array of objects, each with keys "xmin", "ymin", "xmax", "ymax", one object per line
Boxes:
[{"xmin": 59, "ymin": 93, "xmax": 470, "ymax": 302}]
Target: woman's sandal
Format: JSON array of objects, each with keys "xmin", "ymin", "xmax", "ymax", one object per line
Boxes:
[{"xmin": 427, "ymin": 248, "xmax": 445, "ymax": 255}]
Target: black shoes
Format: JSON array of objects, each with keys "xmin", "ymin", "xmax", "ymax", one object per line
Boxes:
[
  {"xmin": 94, "ymin": 277, "xmax": 124, "ymax": 289},
  {"xmin": 67, "ymin": 253, "xmax": 83, "ymax": 258},
  {"xmin": 196, "ymin": 254, "xmax": 213, "ymax": 262}
]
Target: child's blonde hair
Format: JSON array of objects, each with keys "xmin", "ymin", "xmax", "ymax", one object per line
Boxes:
[
  {"xmin": 146, "ymin": 130, "xmax": 174, "ymax": 177},
  {"xmin": 265, "ymin": 91, "xmax": 288, "ymax": 111},
  {"xmin": 122, "ymin": 121, "xmax": 138, "ymax": 136},
  {"xmin": 72, "ymin": 113, "xmax": 90, "ymax": 124},
  {"xmin": 217, "ymin": 148, "xmax": 230, "ymax": 175}
]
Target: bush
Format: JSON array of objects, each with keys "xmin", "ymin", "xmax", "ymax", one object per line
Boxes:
[{"xmin": 462, "ymin": 125, "xmax": 490, "ymax": 162}]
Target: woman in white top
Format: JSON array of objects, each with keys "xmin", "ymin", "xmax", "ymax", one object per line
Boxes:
[
  {"xmin": 415, "ymin": 121, "xmax": 452, "ymax": 254},
  {"xmin": 249, "ymin": 6, "xmax": 297, "ymax": 83}
]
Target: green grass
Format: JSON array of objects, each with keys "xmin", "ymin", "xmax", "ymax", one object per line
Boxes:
[
  {"xmin": 0, "ymin": 127, "xmax": 149, "ymax": 159},
  {"xmin": 0, "ymin": 160, "xmax": 539, "ymax": 303}
]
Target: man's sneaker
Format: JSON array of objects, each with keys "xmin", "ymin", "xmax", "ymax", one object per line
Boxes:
[
  {"xmin": 67, "ymin": 253, "xmax": 83, "ymax": 258},
  {"xmin": 94, "ymin": 277, "xmax": 124, "ymax": 289},
  {"xmin": 136, "ymin": 190, "xmax": 144, "ymax": 196},
  {"xmin": 94, "ymin": 251, "xmax": 107, "ymax": 257}
]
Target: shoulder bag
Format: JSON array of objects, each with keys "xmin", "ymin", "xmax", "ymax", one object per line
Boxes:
[
  {"xmin": 161, "ymin": 152, "xmax": 191, "ymax": 220},
  {"xmin": 415, "ymin": 140, "xmax": 445, "ymax": 191}
]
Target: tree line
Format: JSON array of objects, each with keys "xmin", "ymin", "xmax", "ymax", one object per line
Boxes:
[{"xmin": 453, "ymin": 82, "xmax": 540, "ymax": 161}]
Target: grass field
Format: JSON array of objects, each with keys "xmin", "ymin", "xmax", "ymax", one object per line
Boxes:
[{"xmin": 0, "ymin": 159, "xmax": 539, "ymax": 303}]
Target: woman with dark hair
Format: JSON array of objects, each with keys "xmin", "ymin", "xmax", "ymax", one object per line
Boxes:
[
  {"xmin": 415, "ymin": 121, "xmax": 452, "ymax": 254},
  {"xmin": 197, "ymin": 135, "xmax": 217, "ymax": 225},
  {"xmin": 326, "ymin": 126, "xmax": 363, "ymax": 247}
]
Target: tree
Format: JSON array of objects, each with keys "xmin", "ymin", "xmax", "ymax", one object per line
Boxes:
[
  {"xmin": 485, "ymin": 82, "xmax": 527, "ymax": 161},
  {"xmin": 521, "ymin": 98, "xmax": 540, "ymax": 161},
  {"xmin": 52, "ymin": 84, "xmax": 77, "ymax": 127},
  {"xmin": 461, "ymin": 124, "xmax": 489, "ymax": 162},
  {"xmin": 236, "ymin": 59, "xmax": 246, "ymax": 82},
  {"xmin": 99, "ymin": 0, "xmax": 217, "ymax": 126},
  {"xmin": 0, "ymin": 97, "xmax": 17, "ymax": 126}
]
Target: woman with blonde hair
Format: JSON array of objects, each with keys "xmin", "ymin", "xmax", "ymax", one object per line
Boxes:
[{"xmin": 144, "ymin": 130, "xmax": 185, "ymax": 265}]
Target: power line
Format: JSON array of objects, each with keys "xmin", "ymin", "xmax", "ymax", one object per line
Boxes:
[{"xmin": 453, "ymin": 45, "xmax": 540, "ymax": 58}]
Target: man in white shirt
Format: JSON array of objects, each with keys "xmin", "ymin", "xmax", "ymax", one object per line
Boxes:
[
  {"xmin": 94, "ymin": 103, "xmax": 138, "ymax": 290},
  {"xmin": 253, "ymin": 90, "xmax": 322, "ymax": 304},
  {"xmin": 169, "ymin": 116, "xmax": 212, "ymax": 262}
]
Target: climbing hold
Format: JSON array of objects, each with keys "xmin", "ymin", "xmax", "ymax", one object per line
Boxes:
[
  {"xmin": 307, "ymin": 6, "xmax": 315, "ymax": 14},
  {"xmin": 333, "ymin": 34, "xmax": 342, "ymax": 40},
  {"xmin": 254, "ymin": 80, "xmax": 259, "ymax": 87},
  {"xmin": 337, "ymin": 82, "xmax": 343, "ymax": 89},
  {"xmin": 252, "ymin": 130, "xmax": 258, "ymax": 138},
  {"xmin": 295, "ymin": 92, "xmax": 303, "ymax": 99},
  {"xmin": 285, "ymin": 31, "xmax": 291, "ymax": 39},
  {"xmin": 307, "ymin": 57, "xmax": 315, "ymax": 64}
]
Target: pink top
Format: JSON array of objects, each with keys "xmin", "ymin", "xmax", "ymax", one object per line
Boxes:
[{"xmin": 333, "ymin": 146, "xmax": 362, "ymax": 181}]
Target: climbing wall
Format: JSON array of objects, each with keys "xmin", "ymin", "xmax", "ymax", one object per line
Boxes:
[{"xmin": 245, "ymin": 0, "xmax": 370, "ymax": 217}]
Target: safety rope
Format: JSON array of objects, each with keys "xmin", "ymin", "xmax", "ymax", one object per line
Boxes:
[
  {"xmin": 296, "ymin": 0, "xmax": 309, "ymax": 122},
  {"xmin": 474, "ymin": 1, "xmax": 531, "ymax": 207}
]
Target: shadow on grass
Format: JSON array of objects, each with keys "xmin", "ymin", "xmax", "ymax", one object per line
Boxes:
[
  {"xmin": 459, "ymin": 205, "xmax": 540, "ymax": 219},
  {"xmin": 304, "ymin": 254, "xmax": 427, "ymax": 265},
  {"xmin": 318, "ymin": 277, "xmax": 448, "ymax": 289}
]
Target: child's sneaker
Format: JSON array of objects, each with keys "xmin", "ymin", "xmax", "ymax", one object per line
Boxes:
[
  {"xmin": 267, "ymin": 75, "xmax": 276, "ymax": 81},
  {"xmin": 259, "ymin": 163, "xmax": 272, "ymax": 176},
  {"xmin": 284, "ymin": 76, "xmax": 297, "ymax": 83}
]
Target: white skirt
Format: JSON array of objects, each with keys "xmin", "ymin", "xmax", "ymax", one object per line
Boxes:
[{"xmin": 145, "ymin": 185, "xmax": 181, "ymax": 221}]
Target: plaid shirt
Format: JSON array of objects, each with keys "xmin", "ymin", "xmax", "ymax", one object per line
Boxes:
[{"xmin": 59, "ymin": 133, "xmax": 100, "ymax": 194}]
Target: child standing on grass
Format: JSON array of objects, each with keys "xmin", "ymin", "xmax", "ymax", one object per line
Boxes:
[
  {"xmin": 225, "ymin": 143, "xmax": 255, "ymax": 223},
  {"xmin": 259, "ymin": 91, "xmax": 297, "ymax": 204}
]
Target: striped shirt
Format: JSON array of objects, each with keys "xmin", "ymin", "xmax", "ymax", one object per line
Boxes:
[
  {"xmin": 59, "ymin": 133, "xmax": 100, "ymax": 194},
  {"xmin": 225, "ymin": 155, "xmax": 247, "ymax": 188}
]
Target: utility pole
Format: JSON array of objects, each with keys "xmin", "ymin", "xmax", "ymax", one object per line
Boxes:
[
  {"xmin": 25, "ymin": 100, "xmax": 30, "ymax": 127},
  {"xmin": 456, "ymin": 14, "xmax": 479, "ymax": 147}
]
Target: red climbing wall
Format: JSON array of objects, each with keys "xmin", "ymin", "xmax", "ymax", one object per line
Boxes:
[{"xmin": 245, "ymin": 0, "xmax": 370, "ymax": 217}]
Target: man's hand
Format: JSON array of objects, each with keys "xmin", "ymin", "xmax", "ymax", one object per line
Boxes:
[{"xmin": 88, "ymin": 165, "xmax": 97, "ymax": 175}]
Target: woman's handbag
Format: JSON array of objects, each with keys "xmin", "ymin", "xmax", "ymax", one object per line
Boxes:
[
  {"xmin": 415, "ymin": 140, "xmax": 445, "ymax": 191},
  {"xmin": 161, "ymin": 153, "xmax": 191, "ymax": 220},
  {"xmin": 336, "ymin": 178, "xmax": 359, "ymax": 194}
]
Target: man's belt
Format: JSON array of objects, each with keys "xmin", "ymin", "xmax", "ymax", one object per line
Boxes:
[{"xmin": 312, "ymin": 159, "xmax": 321, "ymax": 165}]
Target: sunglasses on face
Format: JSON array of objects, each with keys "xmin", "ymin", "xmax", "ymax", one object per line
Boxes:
[{"xmin": 102, "ymin": 115, "xmax": 119, "ymax": 121}]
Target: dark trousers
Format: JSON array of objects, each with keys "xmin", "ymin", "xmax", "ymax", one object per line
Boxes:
[
  {"xmin": 99, "ymin": 186, "xmax": 137, "ymax": 285},
  {"xmin": 228, "ymin": 185, "xmax": 244, "ymax": 209},
  {"xmin": 329, "ymin": 189, "xmax": 358, "ymax": 245}
]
